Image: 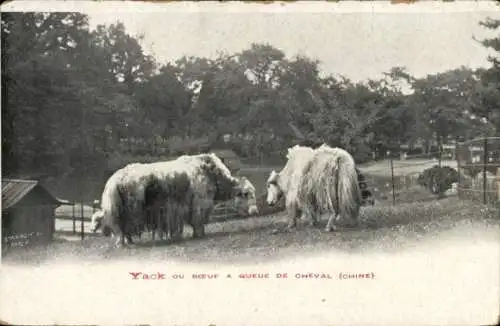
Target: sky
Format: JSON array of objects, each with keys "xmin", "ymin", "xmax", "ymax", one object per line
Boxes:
[{"xmin": 3, "ymin": 1, "xmax": 500, "ymax": 82}]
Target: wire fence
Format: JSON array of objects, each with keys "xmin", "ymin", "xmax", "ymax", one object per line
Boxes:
[
  {"xmin": 357, "ymin": 150, "xmax": 455, "ymax": 206},
  {"xmin": 456, "ymin": 137, "xmax": 500, "ymax": 207},
  {"xmin": 54, "ymin": 198, "xmax": 245, "ymax": 241},
  {"xmin": 357, "ymin": 139, "xmax": 499, "ymax": 208}
]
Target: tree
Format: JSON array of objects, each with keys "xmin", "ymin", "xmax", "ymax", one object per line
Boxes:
[
  {"xmin": 91, "ymin": 22, "xmax": 156, "ymax": 93},
  {"xmin": 305, "ymin": 76, "xmax": 384, "ymax": 161},
  {"xmin": 278, "ymin": 55, "xmax": 323, "ymax": 137},
  {"xmin": 134, "ymin": 64, "xmax": 192, "ymax": 138},
  {"xmin": 475, "ymin": 17, "xmax": 500, "ymax": 132},
  {"xmin": 408, "ymin": 68, "xmax": 489, "ymax": 152},
  {"xmin": 1, "ymin": 13, "xmax": 157, "ymax": 186},
  {"xmin": 364, "ymin": 69, "xmax": 412, "ymax": 149},
  {"xmin": 238, "ymin": 43, "xmax": 285, "ymax": 89},
  {"xmin": 2, "ymin": 12, "xmax": 97, "ymax": 176}
]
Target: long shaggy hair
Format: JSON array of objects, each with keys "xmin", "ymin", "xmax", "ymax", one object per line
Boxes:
[
  {"xmin": 96, "ymin": 152, "xmax": 258, "ymax": 246},
  {"xmin": 267, "ymin": 143, "xmax": 362, "ymax": 231},
  {"xmin": 95, "ymin": 162, "xmax": 192, "ymax": 247},
  {"xmin": 173, "ymin": 153, "xmax": 256, "ymax": 238},
  {"xmin": 301, "ymin": 144, "xmax": 362, "ymax": 229},
  {"xmin": 144, "ymin": 160, "xmax": 195, "ymax": 241},
  {"xmin": 98, "ymin": 163, "xmax": 164, "ymax": 246},
  {"xmin": 275, "ymin": 145, "xmax": 316, "ymax": 200},
  {"xmin": 266, "ymin": 145, "xmax": 316, "ymax": 226}
]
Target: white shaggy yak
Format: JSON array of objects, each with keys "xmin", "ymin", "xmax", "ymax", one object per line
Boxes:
[
  {"xmin": 266, "ymin": 144, "xmax": 362, "ymax": 232},
  {"xmin": 92, "ymin": 153, "xmax": 259, "ymax": 246}
]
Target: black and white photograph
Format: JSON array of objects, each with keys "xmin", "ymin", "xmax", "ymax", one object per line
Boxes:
[{"xmin": 1, "ymin": 1, "xmax": 499, "ymax": 325}]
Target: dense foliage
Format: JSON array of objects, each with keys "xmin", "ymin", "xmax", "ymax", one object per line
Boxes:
[
  {"xmin": 2, "ymin": 12, "xmax": 499, "ymax": 200},
  {"xmin": 418, "ymin": 166, "xmax": 460, "ymax": 196}
]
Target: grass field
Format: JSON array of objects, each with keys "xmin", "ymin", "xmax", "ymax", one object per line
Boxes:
[{"xmin": 5, "ymin": 197, "xmax": 499, "ymax": 265}]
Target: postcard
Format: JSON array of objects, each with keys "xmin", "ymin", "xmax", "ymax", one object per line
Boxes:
[{"xmin": 1, "ymin": 1, "xmax": 499, "ymax": 325}]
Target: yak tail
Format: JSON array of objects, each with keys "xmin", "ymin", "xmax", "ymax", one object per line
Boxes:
[{"xmin": 336, "ymin": 155, "xmax": 362, "ymax": 222}]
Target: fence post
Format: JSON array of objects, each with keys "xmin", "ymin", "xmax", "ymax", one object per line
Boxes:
[
  {"xmin": 390, "ymin": 155, "xmax": 396, "ymax": 205},
  {"xmin": 456, "ymin": 144, "xmax": 461, "ymax": 200},
  {"xmin": 438, "ymin": 143, "xmax": 442, "ymax": 168},
  {"xmin": 497, "ymin": 167, "xmax": 500, "ymax": 205},
  {"xmin": 483, "ymin": 137, "xmax": 488, "ymax": 205},
  {"xmin": 72, "ymin": 204, "xmax": 76, "ymax": 235},
  {"xmin": 80, "ymin": 202, "xmax": 85, "ymax": 240}
]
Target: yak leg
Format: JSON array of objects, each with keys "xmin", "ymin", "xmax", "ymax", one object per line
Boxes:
[
  {"xmin": 170, "ymin": 216, "xmax": 183, "ymax": 243},
  {"xmin": 169, "ymin": 210, "xmax": 184, "ymax": 243},
  {"xmin": 114, "ymin": 215, "xmax": 127, "ymax": 248},
  {"xmin": 162, "ymin": 208, "xmax": 167, "ymax": 240},
  {"xmin": 155, "ymin": 205, "xmax": 164, "ymax": 241},
  {"xmin": 116, "ymin": 236, "xmax": 124, "ymax": 247},
  {"xmin": 308, "ymin": 209, "xmax": 319, "ymax": 227},
  {"xmin": 165, "ymin": 206, "xmax": 172, "ymax": 240},
  {"xmin": 126, "ymin": 233, "xmax": 134, "ymax": 244},
  {"xmin": 309, "ymin": 196, "xmax": 320, "ymax": 227},
  {"xmin": 178, "ymin": 215, "xmax": 184, "ymax": 238},
  {"xmin": 123, "ymin": 222, "xmax": 135, "ymax": 245},
  {"xmin": 179, "ymin": 219, "xmax": 184, "ymax": 236},
  {"xmin": 169, "ymin": 206, "xmax": 183, "ymax": 243},
  {"xmin": 194, "ymin": 225, "xmax": 205, "ymax": 238},
  {"xmin": 191, "ymin": 221, "xmax": 205, "ymax": 238},
  {"xmin": 285, "ymin": 201, "xmax": 301, "ymax": 230},
  {"xmin": 150, "ymin": 209, "xmax": 156, "ymax": 241},
  {"xmin": 159, "ymin": 206, "xmax": 167, "ymax": 240},
  {"xmin": 302, "ymin": 196, "xmax": 319, "ymax": 227},
  {"xmin": 113, "ymin": 230, "xmax": 125, "ymax": 247},
  {"xmin": 325, "ymin": 214, "xmax": 339, "ymax": 232},
  {"xmin": 191, "ymin": 211, "xmax": 206, "ymax": 239},
  {"xmin": 115, "ymin": 231, "xmax": 126, "ymax": 248},
  {"xmin": 164, "ymin": 203, "xmax": 174, "ymax": 241},
  {"xmin": 153, "ymin": 208, "xmax": 159, "ymax": 241},
  {"xmin": 189, "ymin": 205, "xmax": 208, "ymax": 239}
]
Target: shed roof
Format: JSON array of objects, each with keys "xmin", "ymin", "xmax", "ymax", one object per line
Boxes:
[{"xmin": 2, "ymin": 179, "xmax": 65, "ymax": 210}]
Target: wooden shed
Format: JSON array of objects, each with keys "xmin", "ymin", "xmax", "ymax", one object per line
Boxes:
[{"xmin": 2, "ymin": 179, "xmax": 65, "ymax": 249}]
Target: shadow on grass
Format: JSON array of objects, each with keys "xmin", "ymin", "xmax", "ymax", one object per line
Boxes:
[{"xmin": 132, "ymin": 218, "xmax": 286, "ymax": 249}]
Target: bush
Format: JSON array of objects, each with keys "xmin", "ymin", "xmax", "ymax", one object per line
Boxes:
[{"xmin": 417, "ymin": 165, "xmax": 459, "ymax": 196}]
